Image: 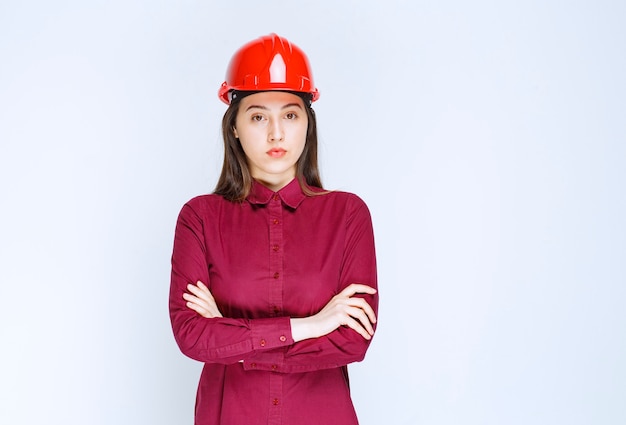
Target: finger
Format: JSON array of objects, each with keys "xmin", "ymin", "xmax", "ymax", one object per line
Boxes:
[
  {"xmin": 346, "ymin": 306, "xmax": 375, "ymax": 335},
  {"xmin": 187, "ymin": 283, "xmax": 205, "ymax": 297},
  {"xmin": 186, "ymin": 301, "xmax": 209, "ymax": 317},
  {"xmin": 346, "ymin": 297, "xmax": 377, "ymax": 324},
  {"xmin": 187, "ymin": 283, "xmax": 213, "ymax": 303},
  {"xmin": 186, "ymin": 299, "xmax": 221, "ymax": 318},
  {"xmin": 340, "ymin": 283, "xmax": 377, "ymax": 297},
  {"xmin": 194, "ymin": 290, "xmax": 221, "ymax": 316},
  {"xmin": 185, "ymin": 290, "xmax": 224, "ymax": 319},
  {"xmin": 343, "ymin": 316, "xmax": 372, "ymax": 340},
  {"xmin": 183, "ymin": 293, "xmax": 211, "ymax": 312}
]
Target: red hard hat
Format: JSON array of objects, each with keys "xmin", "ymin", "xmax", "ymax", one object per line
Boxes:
[{"xmin": 218, "ymin": 33, "xmax": 320, "ymax": 105}]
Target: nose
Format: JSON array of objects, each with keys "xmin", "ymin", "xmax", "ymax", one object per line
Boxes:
[{"xmin": 268, "ymin": 118, "xmax": 284, "ymax": 142}]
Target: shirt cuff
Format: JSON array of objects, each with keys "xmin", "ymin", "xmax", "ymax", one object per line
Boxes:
[{"xmin": 249, "ymin": 316, "xmax": 294, "ymax": 350}]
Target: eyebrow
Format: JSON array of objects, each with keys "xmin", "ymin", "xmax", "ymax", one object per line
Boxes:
[{"xmin": 245, "ymin": 102, "xmax": 304, "ymax": 112}]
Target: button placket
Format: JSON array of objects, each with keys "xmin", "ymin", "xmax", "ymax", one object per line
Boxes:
[
  {"xmin": 268, "ymin": 192, "xmax": 284, "ymax": 318},
  {"xmin": 268, "ymin": 374, "xmax": 283, "ymax": 424},
  {"xmin": 267, "ymin": 193, "xmax": 285, "ymax": 425}
]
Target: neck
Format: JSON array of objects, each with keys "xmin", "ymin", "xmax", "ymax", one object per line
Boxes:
[{"xmin": 253, "ymin": 175, "xmax": 294, "ymax": 192}]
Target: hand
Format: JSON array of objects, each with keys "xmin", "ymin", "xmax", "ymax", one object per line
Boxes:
[
  {"xmin": 183, "ymin": 281, "xmax": 223, "ymax": 318},
  {"xmin": 291, "ymin": 283, "xmax": 377, "ymax": 342}
]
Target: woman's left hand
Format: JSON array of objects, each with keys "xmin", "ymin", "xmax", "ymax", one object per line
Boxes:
[{"xmin": 183, "ymin": 281, "xmax": 223, "ymax": 318}]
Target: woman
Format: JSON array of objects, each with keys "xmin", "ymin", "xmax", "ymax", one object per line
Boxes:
[{"xmin": 169, "ymin": 33, "xmax": 378, "ymax": 425}]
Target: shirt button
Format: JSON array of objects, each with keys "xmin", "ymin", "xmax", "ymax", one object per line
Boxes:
[
  {"xmin": 250, "ymin": 363, "xmax": 257, "ymax": 368},
  {"xmin": 273, "ymin": 194, "xmax": 280, "ymax": 201},
  {"xmin": 272, "ymin": 218, "xmax": 279, "ymax": 225},
  {"xmin": 260, "ymin": 339, "xmax": 266, "ymax": 347},
  {"xmin": 272, "ymin": 398, "xmax": 279, "ymax": 406},
  {"xmin": 272, "ymin": 244, "xmax": 279, "ymax": 252},
  {"xmin": 279, "ymin": 335, "xmax": 286, "ymax": 342},
  {"xmin": 272, "ymin": 306, "xmax": 280, "ymax": 314},
  {"xmin": 271, "ymin": 364, "xmax": 277, "ymax": 371},
  {"xmin": 273, "ymin": 272, "xmax": 279, "ymax": 279}
]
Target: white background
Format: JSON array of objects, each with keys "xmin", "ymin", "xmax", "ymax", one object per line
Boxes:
[{"xmin": 1, "ymin": 1, "xmax": 625, "ymax": 424}]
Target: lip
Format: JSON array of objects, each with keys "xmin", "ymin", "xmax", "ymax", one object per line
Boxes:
[{"xmin": 267, "ymin": 148, "xmax": 287, "ymax": 158}]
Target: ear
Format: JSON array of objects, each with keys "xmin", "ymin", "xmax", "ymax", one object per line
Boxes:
[{"xmin": 232, "ymin": 127, "xmax": 239, "ymax": 138}]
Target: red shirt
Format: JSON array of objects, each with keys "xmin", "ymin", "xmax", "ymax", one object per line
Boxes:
[{"xmin": 169, "ymin": 178, "xmax": 378, "ymax": 425}]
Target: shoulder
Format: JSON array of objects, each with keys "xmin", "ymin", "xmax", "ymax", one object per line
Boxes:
[
  {"xmin": 323, "ymin": 190, "xmax": 369, "ymax": 207},
  {"xmin": 178, "ymin": 193, "xmax": 230, "ymax": 219},
  {"xmin": 311, "ymin": 190, "xmax": 372, "ymax": 219},
  {"xmin": 184, "ymin": 193, "xmax": 223, "ymax": 208}
]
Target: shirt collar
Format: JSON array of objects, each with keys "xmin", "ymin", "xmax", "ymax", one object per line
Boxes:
[{"xmin": 247, "ymin": 178, "xmax": 307, "ymax": 209}]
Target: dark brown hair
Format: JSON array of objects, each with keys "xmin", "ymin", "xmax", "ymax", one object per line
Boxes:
[{"xmin": 213, "ymin": 93, "xmax": 324, "ymax": 202}]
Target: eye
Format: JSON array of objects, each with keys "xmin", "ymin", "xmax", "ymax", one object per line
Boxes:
[
  {"xmin": 251, "ymin": 114, "xmax": 265, "ymax": 122},
  {"xmin": 285, "ymin": 112, "xmax": 297, "ymax": 120}
]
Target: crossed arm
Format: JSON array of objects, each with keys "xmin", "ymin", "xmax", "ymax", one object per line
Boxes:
[
  {"xmin": 184, "ymin": 281, "xmax": 377, "ymax": 342},
  {"xmin": 170, "ymin": 196, "xmax": 378, "ymax": 371}
]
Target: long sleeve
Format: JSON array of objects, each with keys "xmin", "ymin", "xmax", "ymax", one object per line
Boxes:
[
  {"xmin": 169, "ymin": 201, "xmax": 295, "ymax": 364},
  {"xmin": 170, "ymin": 182, "xmax": 379, "ymax": 376},
  {"xmin": 242, "ymin": 196, "xmax": 379, "ymax": 373}
]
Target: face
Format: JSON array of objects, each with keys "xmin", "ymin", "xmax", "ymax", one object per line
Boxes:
[{"xmin": 233, "ymin": 91, "xmax": 308, "ymax": 191}]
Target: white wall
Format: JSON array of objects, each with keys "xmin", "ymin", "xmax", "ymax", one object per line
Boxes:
[{"xmin": 1, "ymin": 1, "xmax": 624, "ymax": 424}]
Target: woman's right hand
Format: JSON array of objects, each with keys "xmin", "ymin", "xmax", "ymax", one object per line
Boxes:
[{"xmin": 291, "ymin": 284, "xmax": 377, "ymax": 342}]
